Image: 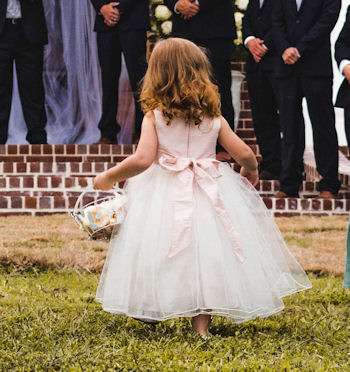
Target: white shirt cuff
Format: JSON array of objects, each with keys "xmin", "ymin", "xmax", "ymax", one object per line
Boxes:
[
  {"xmin": 244, "ymin": 36, "xmax": 255, "ymax": 47},
  {"xmin": 340, "ymin": 59, "xmax": 350, "ymax": 75},
  {"xmin": 174, "ymin": 2, "xmax": 180, "ymax": 14}
]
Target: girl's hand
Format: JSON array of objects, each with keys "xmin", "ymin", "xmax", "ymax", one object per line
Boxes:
[
  {"xmin": 240, "ymin": 167, "xmax": 259, "ymax": 187},
  {"xmin": 93, "ymin": 172, "xmax": 115, "ymax": 191}
]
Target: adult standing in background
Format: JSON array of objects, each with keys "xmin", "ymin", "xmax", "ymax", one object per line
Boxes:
[
  {"xmin": 335, "ymin": 5, "xmax": 350, "ymax": 149},
  {"xmin": 0, "ymin": 0, "xmax": 48, "ymax": 144},
  {"xmin": 164, "ymin": 0, "xmax": 236, "ymax": 161},
  {"xmin": 90, "ymin": 0, "xmax": 149, "ymax": 144},
  {"xmin": 272, "ymin": 0, "xmax": 341, "ymax": 199},
  {"xmin": 242, "ymin": 0, "xmax": 281, "ymax": 180}
]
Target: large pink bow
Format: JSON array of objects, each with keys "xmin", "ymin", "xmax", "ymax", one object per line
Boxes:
[{"xmin": 158, "ymin": 155, "xmax": 245, "ymax": 262}]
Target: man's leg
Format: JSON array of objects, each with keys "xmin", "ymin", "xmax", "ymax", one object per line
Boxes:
[
  {"xmin": 97, "ymin": 30, "xmax": 122, "ymax": 142},
  {"xmin": 344, "ymin": 108, "xmax": 350, "ymax": 149},
  {"xmin": 302, "ymin": 76, "xmax": 340, "ymax": 195},
  {"xmin": 120, "ymin": 30, "xmax": 147, "ymax": 139},
  {"xmin": 0, "ymin": 22, "xmax": 15, "ymax": 144},
  {"xmin": 278, "ymin": 72, "xmax": 305, "ymax": 197},
  {"xmin": 15, "ymin": 36, "xmax": 47, "ymax": 144},
  {"xmin": 246, "ymin": 68, "xmax": 281, "ymax": 177}
]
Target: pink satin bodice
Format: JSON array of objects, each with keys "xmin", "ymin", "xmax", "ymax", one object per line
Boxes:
[{"xmin": 154, "ymin": 109, "xmax": 220, "ymax": 160}]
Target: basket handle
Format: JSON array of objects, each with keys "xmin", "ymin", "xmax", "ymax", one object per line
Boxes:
[{"xmin": 73, "ymin": 186, "xmax": 125, "ymax": 215}]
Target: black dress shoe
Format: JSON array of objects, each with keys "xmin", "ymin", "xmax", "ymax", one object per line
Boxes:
[
  {"xmin": 259, "ymin": 170, "xmax": 280, "ymax": 180},
  {"xmin": 94, "ymin": 137, "xmax": 118, "ymax": 145},
  {"xmin": 133, "ymin": 317, "xmax": 160, "ymax": 325}
]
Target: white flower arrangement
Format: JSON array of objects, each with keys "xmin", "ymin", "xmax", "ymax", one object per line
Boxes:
[{"xmin": 155, "ymin": 5, "xmax": 172, "ymax": 21}]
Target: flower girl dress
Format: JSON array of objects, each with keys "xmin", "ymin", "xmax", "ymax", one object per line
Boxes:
[{"xmin": 96, "ymin": 109, "xmax": 311, "ymax": 322}]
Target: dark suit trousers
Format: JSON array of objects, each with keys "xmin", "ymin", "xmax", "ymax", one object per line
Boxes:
[
  {"xmin": 193, "ymin": 38, "xmax": 235, "ymax": 151},
  {"xmin": 97, "ymin": 29, "xmax": 147, "ymax": 140},
  {"xmin": 344, "ymin": 108, "xmax": 350, "ymax": 148},
  {"xmin": 0, "ymin": 21, "xmax": 47, "ymax": 144},
  {"xmin": 246, "ymin": 68, "xmax": 281, "ymax": 175},
  {"xmin": 278, "ymin": 71, "xmax": 340, "ymax": 196}
]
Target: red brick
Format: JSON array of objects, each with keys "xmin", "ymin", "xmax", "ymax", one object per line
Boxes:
[
  {"xmin": 301, "ymin": 199, "xmax": 310, "ymax": 210},
  {"xmin": 30, "ymin": 163, "xmax": 40, "ymax": 173},
  {"xmin": 7, "ymin": 145, "xmax": 18, "ymax": 154},
  {"xmin": 9, "ymin": 177, "xmax": 20, "ymax": 188},
  {"xmin": 112, "ymin": 156, "xmax": 127, "ymax": 163},
  {"xmin": 65, "ymin": 177, "xmax": 76, "ymax": 188},
  {"xmin": 27, "ymin": 156, "xmax": 54, "ymax": 162},
  {"xmin": 274, "ymin": 212, "xmax": 301, "ymax": 217},
  {"xmin": 262, "ymin": 181, "xmax": 272, "ymax": 192},
  {"xmin": 54, "ymin": 145, "xmax": 65, "ymax": 154},
  {"xmin": 11, "ymin": 197, "xmax": 23, "ymax": 209},
  {"xmin": 56, "ymin": 156, "xmax": 82, "ymax": 162},
  {"xmin": 262, "ymin": 197, "xmax": 272, "ymax": 209},
  {"xmin": 31, "ymin": 144, "xmax": 41, "ymax": 154},
  {"xmin": 241, "ymin": 92, "xmax": 250, "ymax": 100},
  {"xmin": 56, "ymin": 163, "xmax": 67, "ymax": 173},
  {"xmin": 19, "ymin": 145, "xmax": 29, "ymax": 154},
  {"xmin": 0, "ymin": 156, "xmax": 24, "ymax": 162},
  {"xmin": 43, "ymin": 144, "xmax": 53, "ymax": 154},
  {"xmin": 123, "ymin": 145, "xmax": 133, "ymax": 155},
  {"xmin": 311, "ymin": 199, "xmax": 321, "ymax": 211},
  {"xmin": 304, "ymin": 181, "xmax": 315, "ymax": 192},
  {"xmin": 346, "ymin": 200, "xmax": 350, "ymax": 211},
  {"xmin": 39, "ymin": 197, "xmax": 52, "ymax": 209},
  {"xmin": 54, "ymin": 197, "xmax": 67, "ymax": 209},
  {"xmin": 86, "ymin": 156, "xmax": 111, "ymax": 162},
  {"xmin": 335, "ymin": 200, "xmax": 344, "ymax": 210},
  {"xmin": 0, "ymin": 196, "xmax": 8, "ymax": 208},
  {"xmin": 0, "ymin": 145, "xmax": 5, "ymax": 154},
  {"xmin": 68, "ymin": 197, "xmax": 78, "ymax": 208},
  {"xmin": 0, "ymin": 178, "xmax": 6, "ymax": 188},
  {"xmin": 77, "ymin": 145, "xmax": 87, "ymax": 154},
  {"xmin": 276, "ymin": 198, "xmax": 286, "ymax": 210},
  {"xmin": 25, "ymin": 196, "xmax": 37, "ymax": 209},
  {"xmin": 95, "ymin": 163, "xmax": 105, "ymax": 172},
  {"xmin": 78, "ymin": 177, "xmax": 89, "ymax": 187},
  {"xmin": 16, "ymin": 163, "xmax": 27, "ymax": 173},
  {"xmin": 35, "ymin": 191, "xmax": 63, "ymax": 197},
  {"xmin": 66, "ymin": 144, "xmax": 76, "ymax": 154},
  {"xmin": 239, "ymin": 111, "xmax": 252, "ymax": 119},
  {"xmin": 71, "ymin": 163, "xmax": 80, "ymax": 172},
  {"xmin": 82, "ymin": 163, "xmax": 92, "ymax": 173},
  {"xmin": 23, "ymin": 177, "xmax": 34, "ymax": 188},
  {"xmin": 88, "ymin": 144, "xmax": 99, "ymax": 154},
  {"xmin": 288, "ymin": 198, "xmax": 298, "ymax": 210},
  {"xmin": 100, "ymin": 144, "xmax": 111, "ymax": 154},
  {"xmin": 43, "ymin": 163, "xmax": 53, "ymax": 173},
  {"xmin": 51, "ymin": 176, "xmax": 63, "ymax": 188},
  {"xmin": 323, "ymin": 199, "xmax": 333, "ymax": 211},
  {"xmin": 37, "ymin": 177, "xmax": 48, "ymax": 188},
  {"xmin": 111, "ymin": 144, "xmax": 122, "ymax": 154}
]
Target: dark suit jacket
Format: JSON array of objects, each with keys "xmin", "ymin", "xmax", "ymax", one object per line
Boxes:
[
  {"xmin": 0, "ymin": 0, "xmax": 47, "ymax": 45},
  {"xmin": 242, "ymin": 0, "xmax": 277, "ymax": 72},
  {"xmin": 90, "ymin": 0, "xmax": 150, "ymax": 33},
  {"xmin": 272, "ymin": 0, "xmax": 340, "ymax": 78},
  {"xmin": 164, "ymin": 0, "xmax": 236, "ymax": 40},
  {"xmin": 335, "ymin": 6, "xmax": 350, "ymax": 108}
]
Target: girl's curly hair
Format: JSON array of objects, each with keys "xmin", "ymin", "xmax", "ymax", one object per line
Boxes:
[{"xmin": 140, "ymin": 38, "xmax": 221, "ymax": 126}]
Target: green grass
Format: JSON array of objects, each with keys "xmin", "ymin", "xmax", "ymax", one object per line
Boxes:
[{"xmin": 1, "ymin": 269, "xmax": 350, "ymax": 371}]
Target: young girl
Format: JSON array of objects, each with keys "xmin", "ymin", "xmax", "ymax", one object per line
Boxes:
[{"xmin": 94, "ymin": 38, "xmax": 311, "ymax": 337}]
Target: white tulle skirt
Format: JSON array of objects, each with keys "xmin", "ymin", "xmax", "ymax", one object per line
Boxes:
[{"xmin": 96, "ymin": 163, "xmax": 312, "ymax": 322}]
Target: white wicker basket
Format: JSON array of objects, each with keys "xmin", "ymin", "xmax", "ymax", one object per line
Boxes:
[{"xmin": 70, "ymin": 188, "xmax": 127, "ymax": 240}]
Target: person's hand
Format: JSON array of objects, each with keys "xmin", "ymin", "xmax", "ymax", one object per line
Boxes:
[
  {"xmin": 94, "ymin": 172, "xmax": 115, "ymax": 191},
  {"xmin": 101, "ymin": 2, "xmax": 120, "ymax": 27},
  {"xmin": 240, "ymin": 167, "xmax": 259, "ymax": 187},
  {"xmin": 282, "ymin": 47, "xmax": 301, "ymax": 65},
  {"xmin": 246, "ymin": 38, "xmax": 267, "ymax": 62},
  {"xmin": 176, "ymin": 0, "xmax": 200, "ymax": 20},
  {"xmin": 344, "ymin": 64, "xmax": 350, "ymax": 84}
]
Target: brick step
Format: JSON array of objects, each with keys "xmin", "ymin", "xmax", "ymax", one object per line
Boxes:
[{"xmin": 1, "ymin": 194, "xmax": 348, "ymax": 216}]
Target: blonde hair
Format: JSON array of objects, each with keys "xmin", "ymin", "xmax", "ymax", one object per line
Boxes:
[{"xmin": 140, "ymin": 38, "xmax": 221, "ymax": 126}]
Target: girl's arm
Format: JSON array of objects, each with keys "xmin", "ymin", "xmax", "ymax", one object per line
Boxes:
[
  {"xmin": 94, "ymin": 112, "xmax": 158, "ymax": 190},
  {"xmin": 218, "ymin": 116, "xmax": 259, "ymax": 186}
]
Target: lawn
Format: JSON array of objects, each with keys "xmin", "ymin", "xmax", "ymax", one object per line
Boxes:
[
  {"xmin": 0, "ymin": 270, "xmax": 349, "ymax": 371},
  {"xmin": 0, "ymin": 215, "xmax": 349, "ymax": 370}
]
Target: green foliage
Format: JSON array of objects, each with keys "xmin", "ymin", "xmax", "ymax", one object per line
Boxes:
[{"xmin": 1, "ymin": 269, "xmax": 349, "ymax": 370}]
